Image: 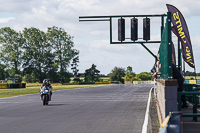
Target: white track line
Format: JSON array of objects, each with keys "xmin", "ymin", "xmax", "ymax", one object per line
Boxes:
[{"xmin": 141, "ymin": 87, "xmax": 153, "ymax": 133}]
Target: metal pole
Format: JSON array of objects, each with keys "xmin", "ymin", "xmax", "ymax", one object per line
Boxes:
[
  {"xmin": 194, "ymin": 68, "xmax": 197, "ymax": 83},
  {"xmin": 161, "ymin": 15, "xmax": 164, "ymax": 37},
  {"xmin": 140, "ymin": 43, "xmax": 157, "ymax": 63},
  {"xmin": 79, "ymin": 14, "xmax": 166, "ymax": 20},
  {"xmin": 193, "ymin": 94, "xmax": 197, "ymax": 121},
  {"xmin": 110, "ymin": 17, "xmax": 112, "ymax": 44},
  {"xmin": 167, "ymin": 12, "xmax": 172, "ymax": 79},
  {"xmin": 178, "ymin": 39, "xmax": 181, "ymax": 71}
]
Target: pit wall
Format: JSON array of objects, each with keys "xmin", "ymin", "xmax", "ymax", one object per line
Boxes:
[{"xmin": 156, "ymin": 79, "xmax": 178, "ymax": 124}]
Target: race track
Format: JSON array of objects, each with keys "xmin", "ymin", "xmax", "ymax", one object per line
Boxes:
[{"xmin": 0, "ymin": 84, "xmax": 151, "ymax": 133}]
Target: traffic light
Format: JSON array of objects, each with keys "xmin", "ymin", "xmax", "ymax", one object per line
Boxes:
[
  {"xmin": 118, "ymin": 18, "xmax": 125, "ymax": 41},
  {"xmin": 131, "ymin": 18, "xmax": 138, "ymax": 41},
  {"xmin": 143, "ymin": 18, "xmax": 150, "ymax": 40}
]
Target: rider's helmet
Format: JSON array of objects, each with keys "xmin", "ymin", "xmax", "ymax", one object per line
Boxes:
[{"xmin": 43, "ymin": 79, "xmax": 48, "ymax": 85}]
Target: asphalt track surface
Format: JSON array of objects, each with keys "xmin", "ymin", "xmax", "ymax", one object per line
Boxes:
[{"xmin": 0, "ymin": 84, "xmax": 151, "ymax": 133}]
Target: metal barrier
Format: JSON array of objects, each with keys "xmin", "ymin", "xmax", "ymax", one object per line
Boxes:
[
  {"xmin": 184, "ymin": 79, "xmax": 200, "ymax": 84},
  {"xmin": 132, "ymin": 81, "xmax": 154, "ymax": 85},
  {"xmin": 95, "ymin": 81, "xmax": 111, "ymax": 84},
  {"xmin": 178, "ymin": 91, "xmax": 200, "ymax": 122},
  {"xmin": 182, "ymin": 83, "xmax": 197, "ymax": 104}
]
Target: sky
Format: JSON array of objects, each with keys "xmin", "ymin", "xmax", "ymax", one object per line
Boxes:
[{"xmin": 0, "ymin": 0, "xmax": 200, "ymax": 75}]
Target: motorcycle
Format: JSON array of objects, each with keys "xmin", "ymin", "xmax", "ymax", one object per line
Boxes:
[{"xmin": 40, "ymin": 86, "xmax": 51, "ymax": 106}]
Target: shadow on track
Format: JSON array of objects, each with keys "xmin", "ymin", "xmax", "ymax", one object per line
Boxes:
[{"xmin": 46, "ymin": 104, "xmax": 67, "ymax": 106}]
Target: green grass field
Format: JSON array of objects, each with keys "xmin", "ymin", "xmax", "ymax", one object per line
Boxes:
[{"xmin": 0, "ymin": 85, "xmax": 99, "ymax": 98}]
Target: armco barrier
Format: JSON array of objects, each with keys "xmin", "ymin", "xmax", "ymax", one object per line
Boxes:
[
  {"xmin": 132, "ymin": 81, "xmax": 154, "ymax": 84},
  {"xmin": 138, "ymin": 81, "xmax": 153, "ymax": 84},
  {"xmin": 184, "ymin": 79, "xmax": 200, "ymax": 84},
  {"xmin": 111, "ymin": 81, "xmax": 120, "ymax": 84},
  {"xmin": 0, "ymin": 83, "xmax": 8, "ymax": 89},
  {"xmin": 95, "ymin": 82, "xmax": 111, "ymax": 84},
  {"xmin": 8, "ymin": 83, "xmax": 26, "ymax": 89}
]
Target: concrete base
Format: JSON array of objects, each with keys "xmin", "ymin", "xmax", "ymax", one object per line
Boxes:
[{"xmin": 156, "ymin": 79, "xmax": 178, "ymax": 124}]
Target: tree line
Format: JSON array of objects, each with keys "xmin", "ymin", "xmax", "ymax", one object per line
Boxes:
[
  {"xmin": 109, "ymin": 66, "xmax": 152, "ymax": 83},
  {"xmin": 73, "ymin": 65, "xmax": 152, "ymax": 83},
  {"xmin": 184, "ymin": 71, "xmax": 200, "ymax": 76},
  {"xmin": 0, "ymin": 26, "xmax": 154, "ymax": 84},
  {"xmin": 0, "ymin": 26, "xmax": 78, "ymax": 83}
]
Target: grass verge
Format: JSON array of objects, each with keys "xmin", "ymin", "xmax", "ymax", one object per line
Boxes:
[{"xmin": 0, "ymin": 84, "xmax": 99, "ymax": 98}]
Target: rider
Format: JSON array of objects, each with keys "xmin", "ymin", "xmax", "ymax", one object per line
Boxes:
[{"xmin": 40, "ymin": 79, "xmax": 53, "ymax": 100}]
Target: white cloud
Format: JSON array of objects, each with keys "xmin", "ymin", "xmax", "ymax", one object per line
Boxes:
[
  {"xmin": 0, "ymin": 17, "xmax": 15, "ymax": 23},
  {"xmin": 0, "ymin": 0, "xmax": 200, "ymax": 74}
]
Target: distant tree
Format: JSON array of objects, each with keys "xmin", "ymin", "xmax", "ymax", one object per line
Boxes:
[
  {"xmin": 71, "ymin": 56, "xmax": 80, "ymax": 83},
  {"xmin": 22, "ymin": 71, "xmax": 40, "ymax": 83},
  {"xmin": 84, "ymin": 64, "xmax": 100, "ymax": 82},
  {"xmin": 0, "ymin": 64, "xmax": 7, "ymax": 80},
  {"xmin": 47, "ymin": 26, "xmax": 79, "ymax": 83},
  {"xmin": 22, "ymin": 27, "xmax": 52, "ymax": 82},
  {"xmin": 99, "ymin": 74, "xmax": 107, "ymax": 77},
  {"xmin": 185, "ymin": 71, "xmax": 195, "ymax": 76},
  {"xmin": 108, "ymin": 67, "xmax": 125, "ymax": 83},
  {"xmin": 126, "ymin": 66, "xmax": 133, "ymax": 74},
  {"xmin": 136, "ymin": 72, "xmax": 152, "ymax": 81},
  {"xmin": 0, "ymin": 26, "xmax": 79, "ymax": 83},
  {"xmin": 84, "ymin": 75, "xmax": 92, "ymax": 82},
  {"xmin": 47, "ymin": 63, "xmax": 59, "ymax": 83},
  {"xmin": 125, "ymin": 66, "xmax": 136, "ymax": 81},
  {"xmin": 5, "ymin": 68, "xmax": 16, "ymax": 79},
  {"xmin": 0, "ymin": 27, "xmax": 25, "ymax": 75},
  {"xmin": 78, "ymin": 73, "xmax": 85, "ymax": 77},
  {"xmin": 132, "ymin": 76, "xmax": 141, "ymax": 81},
  {"xmin": 125, "ymin": 72, "xmax": 136, "ymax": 81}
]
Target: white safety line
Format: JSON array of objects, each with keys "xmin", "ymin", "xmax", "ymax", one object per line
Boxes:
[{"xmin": 141, "ymin": 87, "xmax": 153, "ymax": 133}]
